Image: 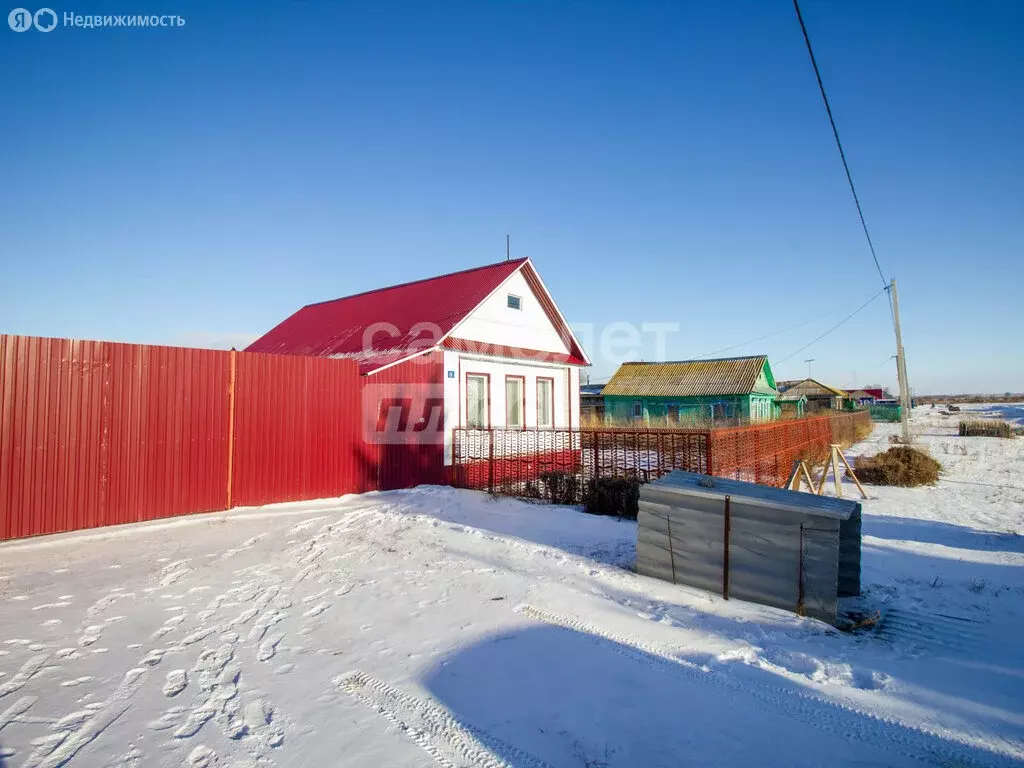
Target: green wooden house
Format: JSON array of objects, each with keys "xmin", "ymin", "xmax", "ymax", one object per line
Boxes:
[{"xmin": 602, "ymin": 355, "xmax": 779, "ymax": 424}]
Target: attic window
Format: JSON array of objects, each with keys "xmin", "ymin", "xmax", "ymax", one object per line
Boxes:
[{"xmin": 507, "ymin": 294, "xmax": 522, "ymax": 310}]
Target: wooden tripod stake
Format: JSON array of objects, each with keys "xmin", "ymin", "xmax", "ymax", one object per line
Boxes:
[
  {"xmin": 814, "ymin": 444, "xmax": 867, "ymax": 499},
  {"xmin": 785, "ymin": 460, "xmax": 817, "ymax": 493}
]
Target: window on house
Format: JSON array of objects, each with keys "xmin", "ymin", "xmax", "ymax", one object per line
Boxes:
[
  {"xmin": 667, "ymin": 404, "xmax": 680, "ymax": 424},
  {"xmin": 537, "ymin": 377, "xmax": 554, "ymax": 428},
  {"xmin": 633, "ymin": 401, "xmax": 643, "ymax": 419},
  {"xmin": 466, "ymin": 374, "xmax": 489, "ymax": 428},
  {"xmin": 505, "ymin": 376, "xmax": 524, "ymax": 428},
  {"xmin": 507, "ymin": 294, "xmax": 522, "ymax": 310}
]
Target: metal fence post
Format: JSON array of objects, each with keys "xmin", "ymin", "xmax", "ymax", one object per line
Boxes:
[
  {"xmin": 226, "ymin": 348, "xmax": 237, "ymax": 510},
  {"xmin": 487, "ymin": 429, "xmax": 495, "ymax": 494},
  {"xmin": 705, "ymin": 431, "xmax": 714, "ymax": 476}
]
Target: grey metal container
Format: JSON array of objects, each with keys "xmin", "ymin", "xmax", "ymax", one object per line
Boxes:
[{"xmin": 637, "ymin": 470, "xmax": 861, "ymax": 625}]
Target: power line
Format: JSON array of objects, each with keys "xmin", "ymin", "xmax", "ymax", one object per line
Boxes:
[
  {"xmin": 586, "ymin": 290, "xmax": 884, "ymax": 382},
  {"xmin": 776, "ymin": 286, "xmax": 888, "ymax": 364},
  {"xmin": 792, "ymin": 0, "xmax": 888, "ymax": 291},
  {"xmin": 692, "ymin": 305, "xmax": 842, "ymax": 360}
]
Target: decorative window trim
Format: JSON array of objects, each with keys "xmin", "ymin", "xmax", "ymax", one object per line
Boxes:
[
  {"xmin": 536, "ymin": 376, "xmax": 555, "ymax": 428},
  {"xmin": 505, "ymin": 375, "xmax": 526, "ymax": 429},
  {"xmin": 465, "ymin": 372, "xmax": 490, "ymax": 429}
]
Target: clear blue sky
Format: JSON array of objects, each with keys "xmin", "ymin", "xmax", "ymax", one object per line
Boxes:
[{"xmin": 2, "ymin": 1, "xmax": 1021, "ymax": 394}]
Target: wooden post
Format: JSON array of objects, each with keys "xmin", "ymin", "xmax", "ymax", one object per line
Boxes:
[
  {"xmin": 832, "ymin": 445, "xmax": 842, "ymax": 498},
  {"xmin": 785, "ymin": 460, "xmax": 802, "ymax": 490},
  {"xmin": 785, "ymin": 459, "xmax": 817, "ymax": 492},
  {"xmin": 837, "ymin": 450, "xmax": 869, "ymax": 499},
  {"xmin": 226, "ymin": 348, "xmax": 237, "ymax": 510}
]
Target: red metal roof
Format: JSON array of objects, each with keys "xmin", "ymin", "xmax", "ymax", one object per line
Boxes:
[
  {"xmin": 847, "ymin": 387, "xmax": 887, "ymax": 399},
  {"xmin": 247, "ymin": 258, "xmax": 588, "ymax": 374}
]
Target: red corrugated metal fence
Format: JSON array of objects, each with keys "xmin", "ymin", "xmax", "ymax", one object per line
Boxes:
[
  {"xmin": 365, "ymin": 351, "xmax": 446, "ymax": 490},
  {"xmin": 231, "ymin": 351, "xmax": 372, "ymax": 507},
  {"xmin": 0, "ymin": 335, "xmax": 375, "ymax": 541}
]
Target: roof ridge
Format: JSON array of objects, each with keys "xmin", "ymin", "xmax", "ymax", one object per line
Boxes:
[
  {"xmin": 303, "ymin": 257, "xmax": 530, "ymax": 308},
  {"xmin": 620, "ymin": 354, "xmax": 767, "ymax": 366}
]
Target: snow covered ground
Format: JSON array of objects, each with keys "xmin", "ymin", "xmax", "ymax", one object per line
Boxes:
[{"xmin": 1, "ymin": 405, "xmax": 1022, "ymax": 767}]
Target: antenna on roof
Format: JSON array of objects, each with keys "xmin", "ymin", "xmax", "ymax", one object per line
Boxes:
[{"xmin": 506, "ymin": 234, "xmax": 510, "ymax": 261}]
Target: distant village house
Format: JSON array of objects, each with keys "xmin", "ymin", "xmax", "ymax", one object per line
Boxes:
[
  {"xmin": 601, "ymin": 355, "xmax": 779, "ymax": 425},
  {"xmin": 775, "ymin": 378, "xmax": 846, "ymax": 412}
]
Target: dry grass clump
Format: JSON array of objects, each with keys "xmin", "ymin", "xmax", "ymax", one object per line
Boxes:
[
  {"xmin": 853, "ymin": 420, "xmax": 874, "ymax": 443},
  {"xmin": 854, "ymin": 446, "xmax": 941, "ymax": 487}
]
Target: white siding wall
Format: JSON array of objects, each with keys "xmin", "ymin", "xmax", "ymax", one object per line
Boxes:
[
  {"xmin": 443, "ymin": 353, "xmax": 580, "ymax": 465},
  {"xmin": 451, "ymin": 271, "xmax": 571, "ymax": 354},
  {"xmin": 442, "ymin": 350, "xmax": 460, "ymax": 465}
]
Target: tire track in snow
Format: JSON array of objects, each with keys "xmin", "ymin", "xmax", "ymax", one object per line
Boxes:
[
  {"xmin": 337, "ymin": 672, "xmax": 554, "ymax": 768},
  {"xmin": 515, "ymin": 605, "xmax": 1024, "ymax": 767}
]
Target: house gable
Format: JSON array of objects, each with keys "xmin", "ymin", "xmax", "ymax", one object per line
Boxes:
[
  {"xmin": 753, "ymin": 359, "xmax": 777, "ymax": 394},
  {"xmin": 450, "ymin": 269, "xmax": 571, "ymax": 355}
]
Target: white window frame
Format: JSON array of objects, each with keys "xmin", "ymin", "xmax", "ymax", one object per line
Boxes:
[
  {"xmin": 505, "ymin": 375, "xmax": 525, "ymax": 429},
  {"xmin": 466, "ymin": 373, "xmax": 489, "ymax": 429},
  {"xmin": 537, "ymin": 377, "xmax": 554, "ymax": 428}
]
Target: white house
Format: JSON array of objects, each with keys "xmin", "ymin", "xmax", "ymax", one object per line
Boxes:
[{"xmin": 247, "ymin": 257, "xmax": 590, "ymax": 479}]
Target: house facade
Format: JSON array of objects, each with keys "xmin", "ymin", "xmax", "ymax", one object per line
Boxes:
[
  {"xmin": 601, "ymin": 356, "xmax": 779, "ymax": 424},
  {"xmin": 580, "ymin": 383, "xmax": 605, "ymax": 423},
  {"xmin": 776, "ymin": 393, "xmax": 807, "ymax": 419},
  {"xmin": 843, "ymin": 387, "xmax": 890, "ymax": 406},
  {"xmin": 247, "ymin": 258, "xmax": 590, "ymax": 485},
  {"xmin": 776, "ymin": 378, "xmax": 846, "ymax": 412}
]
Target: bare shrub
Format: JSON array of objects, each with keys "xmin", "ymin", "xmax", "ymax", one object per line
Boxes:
[
  {"xmin": 585, "ymin": 476, "xmax": 640, "ymax": 519},
  {"xmin": 854, "ymin": 446, "xmax": 942, "ymax": 487},
  {"xmin": 966, "ymin": 578, "xmax": 989, "ymax": 594}
]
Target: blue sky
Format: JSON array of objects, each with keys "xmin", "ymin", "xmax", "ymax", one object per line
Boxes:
[{"xmin": 1, "ymin": 1, "xmax": 1021, "ymax": 394}]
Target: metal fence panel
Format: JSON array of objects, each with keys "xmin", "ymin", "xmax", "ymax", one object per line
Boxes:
[
  {"xmin": 1, "ymin": 335, "xmax": 230, "ymax": 540},
  {"xmin": 230, "ymin": 351, "xmax": 371, "ymax": 508},
  {"xmin": 365, "ymin": 351, "xmax": 446, "ymax": 491},
  {"xmin": 1, "ymin": 335, "xmax": 381, "ymax": 541}
]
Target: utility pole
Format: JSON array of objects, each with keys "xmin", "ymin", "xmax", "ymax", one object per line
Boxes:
[
  {"xmin": 804, "ymin": 358, "xmax": 815, "ymax": 379},
  {"xmin": 890, "ymin": 278, "xmax": 912, "ymax": 443},
  {"xmin": 506, "ymin": 234, "xmax": 510, "ymax": 261}
]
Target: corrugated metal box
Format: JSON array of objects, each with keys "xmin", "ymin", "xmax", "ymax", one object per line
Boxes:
[{"xmin": 637, "ymin": 470, "xmax": 861, "ymax": 624}]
